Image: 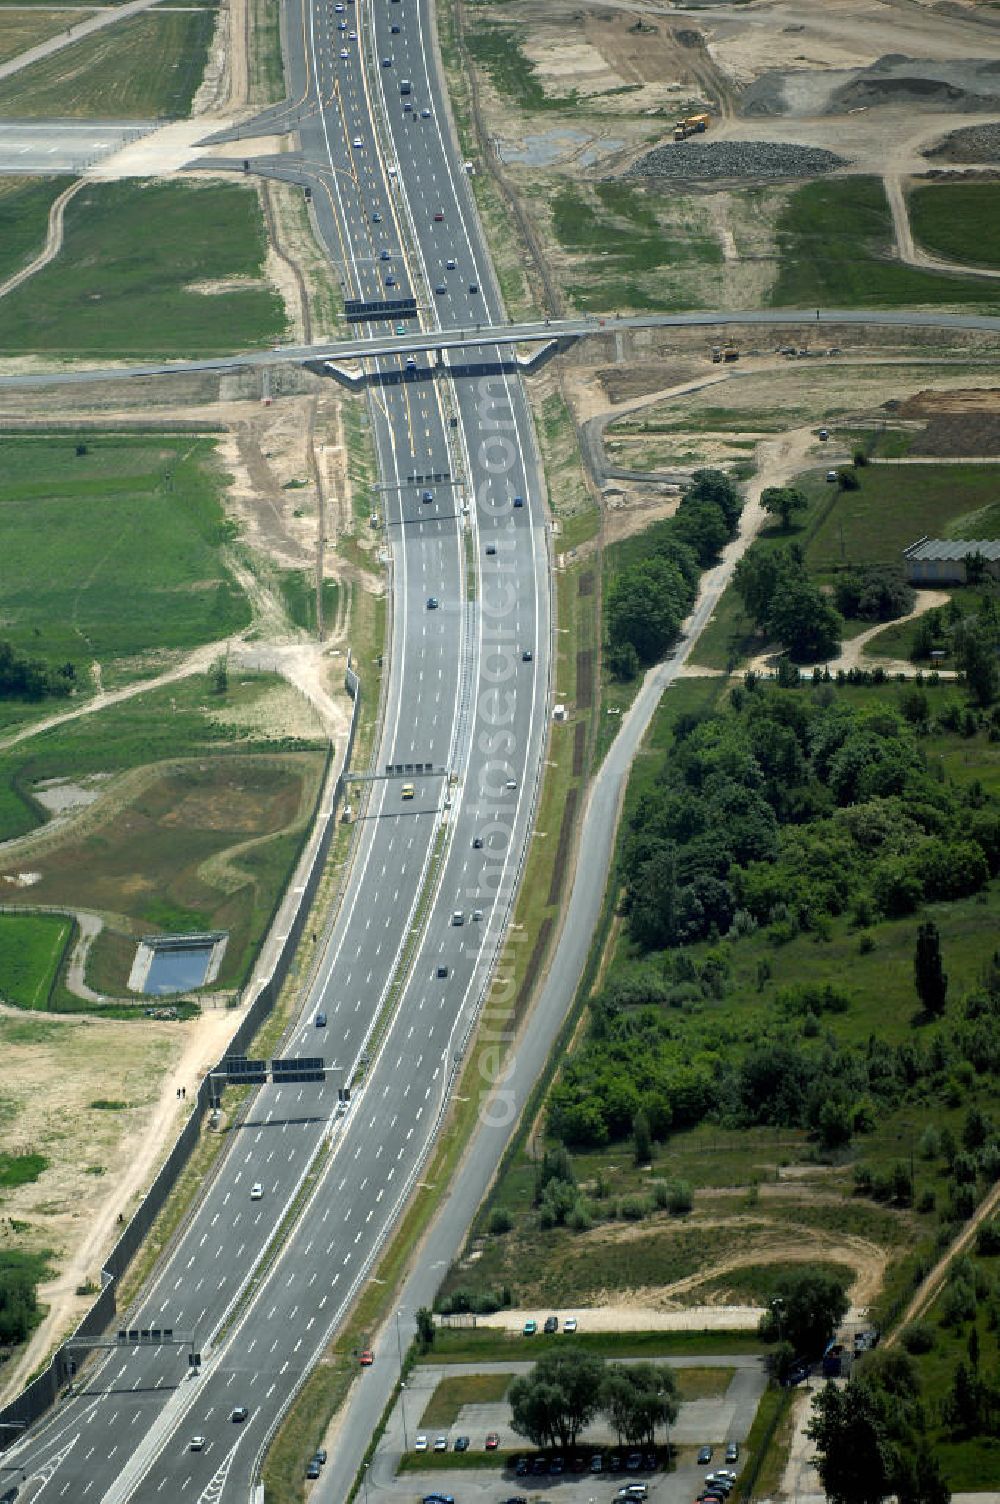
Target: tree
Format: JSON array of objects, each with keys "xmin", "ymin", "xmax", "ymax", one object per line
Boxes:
[
  {"xmin": 956, "ymin": 623, "xmax": 999, "ymax": 707},
  {"xmin": 734, "ymin": 549, "xmax": 788, "ymax": 628},
  {"xmin": 600, "ymin": 1361, "xmax": 679, "ymax": 1446},
  {"xmin": 606, "ymin": 555, "xmax": 689, "ymax": 666},
  {"xmin": 758, "ymin": 1268, "xmax": 850, "ymax": 1356},
  {"xmin": 914, "ymin": 921, "xmax": 947, "ymax": 1017},
  {"xmin": 761, "ymin": 485, "xmax": 808, "ymax": 531},
  {"xmin": 767, "ymin": 574, "xmax": 844, "ymax": 663},
  {"xmin": 633, "ymin": 1109, "xmax": 653, "ymax": 1166},
  {"xmin": 964, "ymin": 551, "xmax": 988, "ymax": 588},
  {"xmin": 509, "ymin": 1350, "xmax": 606, "ymax": 1450},
  {"xmin": 415, "ymin": 1306, "xmax": 435, "ymax": 1350},
  {"xmin": 838, "ymin": 468, "xmax": 861, "ymax": 491},
  {"xmin": 607, "ymin": 640, "xmax": 640, "ymax": 681},
  {"xmin": 686, "ymin": 468, "xmax": 743, "ymax": 534},
  {"xmin": 807, "ymin": 1381, "xmax": 894, "ymax": 1504},
  {"xmin": 208, "ymin": 656, "xmax": 229, "ymax": 696}
]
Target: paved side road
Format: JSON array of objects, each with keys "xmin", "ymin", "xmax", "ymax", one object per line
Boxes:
[{"xmin": 0, "ymin": 0, "xmax": 169, "ymax": 82}]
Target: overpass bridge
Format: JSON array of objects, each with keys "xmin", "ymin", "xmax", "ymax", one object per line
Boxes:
[{"xmin": 0, "ymin": 309, "xmax": 998, "ymax": 391}]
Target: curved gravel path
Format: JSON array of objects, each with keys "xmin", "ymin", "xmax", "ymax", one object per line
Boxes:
[{"xmin": 0, "ymin": 178, "xmax": 85, "ymax": 302}]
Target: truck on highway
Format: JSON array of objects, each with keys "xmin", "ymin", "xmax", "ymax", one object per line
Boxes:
[{"xmin": 673, "ymin": 112, "xmax": 711, "ymax": 141}]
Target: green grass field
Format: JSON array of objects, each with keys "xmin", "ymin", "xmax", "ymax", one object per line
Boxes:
[
  {"xmin": 0, "ymin": 671, "xmax": 326, "ymax": 995},
  {"xmin": 419, "ymin": 1328, "xmax": 765, "ymax": 1365},
  {"xmin": 770, "ymin": 177, "xmax": 1000, "ymax": 310},
  {"xmin": 0, "ymin": 178, "xmax": 69, "ymax": 287},
  {"xmin": 466, "ymin": 22, "xmax": 577, "ymax": 112},
  {"xmin": 0, "ymin": 12, "xmax": 214, "ymax": 118},
  {"xmin": 0, "ymin": 11, "xmax": 89, "ymax": 65},
  {"xmin": 0, "ymin": 433, "xmax": 251, "ymax": 687},
  {"xmin": 805, "ymin": 463, "xmax": 1000, "ymax": 570},
  {"xmin": 545, "ymin": 181, "xmax": 719, "ymax": 313},
  {"xmin": 0, "ymin": 914, "xmax": 72, "ymax": 1009},
  {"xmin": 0, "ymin": 1151, "xmax": 49, "ymax": 1188},
  {"xmin": 909, "ymin": 182, "xmax": 1000, "ymax": 272},
  {"xmin": 419, "ymin": 1372, "xmax": 512, "ymax": 1427},
  {"xmin": 0, "ymin": 180, "xmax": 286, "ymax": 357},
  {"xmin": 0, "ymin": 672, "xmax": 321, "ymax": 842}
]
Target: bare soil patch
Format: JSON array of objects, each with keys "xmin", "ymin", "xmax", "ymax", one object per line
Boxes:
[{"xmin": 896, "ymin": 385, "xmax": 1000, "ymax": 456}]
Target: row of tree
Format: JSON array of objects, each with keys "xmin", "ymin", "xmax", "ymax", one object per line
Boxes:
[
  {"xmin": 509, "ymin": 1350, "xmax": 679, "ymax": 1450},
  {"xmin": 606, "ymin": 470, "xmax": 743, "ymax": 678}
]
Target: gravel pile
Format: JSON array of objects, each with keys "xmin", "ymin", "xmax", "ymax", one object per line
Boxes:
[
  {"xmin": 926, "ymin": 122, "xmax": 1000, "ymax": 162},
  {"xmin": 625, "ymin": 139, "xmax": 846, "ymax": 182}
]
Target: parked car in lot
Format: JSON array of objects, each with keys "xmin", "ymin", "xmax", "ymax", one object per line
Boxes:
[
  {"xmin": 523, "ymin": 1319, "xmax": 537, "ymax": 1335},
  {"xmin": 564, "ymin": 1316, "xmax": 578, "ymax": 1333},
  {"xmin": 433, "ymin": 1434, "xmax": 448, "ymax": 1452},
  {"xmin": 543, "ymin": 1315, "xmax": 558, "ymax": 1333},
  {"xmin": 414, "ymin": 1435, "xmax": 428, "ymax": 1452},
  {"xmin": 454, "ymin": 1436, "xmax": 470, "ymax": 1452},
  {"xmin": 485, "ymin": 1432, "xmax": 500, "ymax": 1451}
]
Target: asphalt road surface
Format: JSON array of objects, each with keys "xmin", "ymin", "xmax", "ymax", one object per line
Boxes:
[
  {"xmin": 3, "ymin": 0, "xmax": 550, "ymax": 1499},
  {"xmin": 0, "ymin": 121, "xmax": 155, "ymax": 174}
]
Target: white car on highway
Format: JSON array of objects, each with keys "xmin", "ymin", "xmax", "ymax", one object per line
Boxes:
[
  {"xmin": 352, "ymin": 136, "xmax": 363, "ymax": 149},
  {"xmin": 250, "ymin": 1182, "xmax": 263, "ymax": 1200}
]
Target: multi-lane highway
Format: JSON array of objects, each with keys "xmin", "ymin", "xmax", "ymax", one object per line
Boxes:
[{"xmin": 4, "ymin": 0, "xmax": 550, "ymax": 1499}]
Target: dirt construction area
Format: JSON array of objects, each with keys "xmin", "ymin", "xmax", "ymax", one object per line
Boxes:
[{"xmin": 455, "ymin": 0, "xmax": 1000, "ymax": 315}]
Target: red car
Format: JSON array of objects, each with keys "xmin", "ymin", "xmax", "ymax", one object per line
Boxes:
[
  {"xmin": 359, "ymin": 1349, "xmax": 374, "ymax": 1367},
  {"xmin": 485, "ymin": 1432, "xmax": 500, "ymax": 1451}
]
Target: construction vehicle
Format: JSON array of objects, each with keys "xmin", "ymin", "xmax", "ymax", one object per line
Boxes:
[
  {"xmin": 722, "ymin": 343, "xmax": 740, "ymax": 362},
  {"xmin": 673, "ymin": 112, "xmax": 711, "ymax": 141},
  {"xmin": 711, "ymin": 345, "xmax": 722, "ymax": 363}
]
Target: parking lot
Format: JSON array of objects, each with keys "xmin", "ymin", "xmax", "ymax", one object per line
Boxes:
[{"xmin": 357, "ymin": 1356, "xmax": 766, "ymax": 1504}]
